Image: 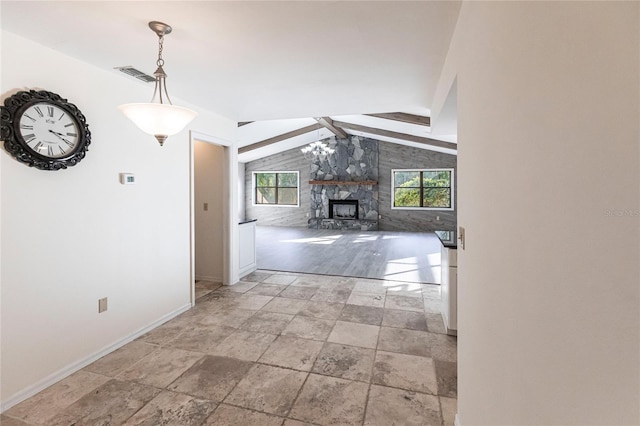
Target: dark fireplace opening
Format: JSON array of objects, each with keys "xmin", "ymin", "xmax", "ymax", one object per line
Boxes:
[{"xmin": 329, "ymin": 199, "xmax": 359, "ymax": 220}]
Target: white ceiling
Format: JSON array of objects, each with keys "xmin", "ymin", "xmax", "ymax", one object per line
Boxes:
[
  {"xmin": 1, "ymin": 1, "xmax": 461, "ymax": 123},
  {"xmin": 237, "ymin": 113, "xmax": 457, "ymax": 162}
]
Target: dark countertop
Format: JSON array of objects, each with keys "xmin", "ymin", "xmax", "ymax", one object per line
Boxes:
[
  {"xmin": 435, "ymin": 230, "xmax": 457, "ymax": 249},
  {"xmin": 239, "ymin": 218, "xmax": 257, "ymax": 225}
]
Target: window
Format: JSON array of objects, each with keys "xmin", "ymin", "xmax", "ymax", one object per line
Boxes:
[
  {"xmin": 253, "ymin": 171, "xmax": 299, "ymax": 206},
  {"xmin": 392, "ymin": 169, "xmax": 454, "ymax": 210}
]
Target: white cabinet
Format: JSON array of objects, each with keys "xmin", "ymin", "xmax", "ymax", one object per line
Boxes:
[
  {"xmin": 441, "ymin": 245, "xmax": 457, "ymax": 335},
  {"xmin": 238, "ymin": 220, "xmax": 257, "ymax": 278}
]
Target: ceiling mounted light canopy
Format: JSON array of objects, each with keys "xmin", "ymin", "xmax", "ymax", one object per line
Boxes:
[{"xmin": 118, "ymin": 21, "xmax": 197, "ymax": 146}]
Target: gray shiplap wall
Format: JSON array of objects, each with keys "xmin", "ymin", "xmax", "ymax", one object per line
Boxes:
[
  {"xmin": 244, "ymin": 146, "xmax": 309, "ymax": 227},
  {"xmin": 378, "ymin": 141, "xmax": 457, "ymax": 232},
  {"xmin": 244, "ymin": 139, "xmax": 457, "ymax": 231}
]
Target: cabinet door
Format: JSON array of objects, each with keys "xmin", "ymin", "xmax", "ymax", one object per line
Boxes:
[{"xmin": 239, "ymin": 223, "xmax": 256, "ymax": 273}]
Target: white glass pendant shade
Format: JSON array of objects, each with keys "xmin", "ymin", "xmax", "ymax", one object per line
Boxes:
[
  {"xmin": 119, "ymin": 103, "xmax": 197, "ymax": 145},
  {"xmin": 118, "ymin": 21, "xmax": 198, "ymax": 146}
]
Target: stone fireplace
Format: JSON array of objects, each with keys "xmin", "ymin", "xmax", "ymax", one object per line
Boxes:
[{"xmin": 308, "ymin": 136, "xmax": 379, "ymax": 231}]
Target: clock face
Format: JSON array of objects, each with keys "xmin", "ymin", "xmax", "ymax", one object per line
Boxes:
[
  {"xmin": 18, "ymin": 102, "xmax": 80, "ymax": 159},
  {"xmin": 1, "ymin": 89, "xmax": 91, "ymax": 170}
]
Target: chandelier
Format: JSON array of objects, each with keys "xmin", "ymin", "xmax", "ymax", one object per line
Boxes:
[
  {"xmin": 118, "ymin": 21, "xmax": 198, "ymax": 146},
  {"xmin": 301, "ymin": 140, "xmax": 335, "ymax": 161}
]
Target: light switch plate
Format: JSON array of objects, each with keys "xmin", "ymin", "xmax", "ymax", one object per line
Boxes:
[
  {"xmin": 458, "ymin": 226, "xmax": 465, "ymax": 250},
  {"xmin": 98, "ymin": 297, "xmax": 108, "ymax": 313}
]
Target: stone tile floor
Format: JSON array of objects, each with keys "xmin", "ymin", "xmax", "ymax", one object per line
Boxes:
[{"xmin": 2, "ymin": 270, "xmax": 457, "ymax": 426}]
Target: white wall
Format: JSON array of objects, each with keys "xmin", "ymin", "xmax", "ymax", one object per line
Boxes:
[
  {"xmin": 194, "ymin": 141, "xmax": 224, "ymax": 282},
  {"xmin": 0, "ymin": 31, "xmax": 236, "ymax": 406},
  {"xmin": 440, "ymin": 2, "xmax": 639, "ymax": 424}
]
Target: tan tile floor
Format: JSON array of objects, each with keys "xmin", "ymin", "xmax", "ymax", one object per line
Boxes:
[{"xmin": 2, "ymin": 271, "xmax": 457, "ymax": 426}]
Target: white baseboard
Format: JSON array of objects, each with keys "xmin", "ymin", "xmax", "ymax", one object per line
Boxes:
[
  {"xmin": 455, "ymin": 413, "xmax": 461, "ymax": 426},
  {"xmin": 239, "ymin": 266, "xmax": 257, "ymax": 279},
  {"xmin": 0, "ymin": 303, "xmax": 191, "ymax": 413},
  {"xmin": 195, "ymin": 274, "xmax": 222, "ymax": 283}
]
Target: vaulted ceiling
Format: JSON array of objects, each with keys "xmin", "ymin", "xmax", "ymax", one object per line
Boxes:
[
  {"xmin": 1, "ymin": 1, "xmax": 461, "ymax": 161},
  {"xmin": 237, "ymin": 112, "xmax": 457, "ymax": 162}
]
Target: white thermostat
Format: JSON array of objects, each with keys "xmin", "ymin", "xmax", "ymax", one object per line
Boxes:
[{"xmin": 119, "ymin": 173, "xmax": 136, "ymax": 185}]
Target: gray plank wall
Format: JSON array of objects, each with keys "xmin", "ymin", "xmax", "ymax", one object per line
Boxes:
[
  {"xmin": 378, "ymin": 141, "xmax": 457, "ymax": 232},
  {"xmin": 244, "ymin": 146, "xmax": 310, "ymax": 227},
  {"xmin": 244, "ymin": 139, "xmax": 457, "ymax": 231}
]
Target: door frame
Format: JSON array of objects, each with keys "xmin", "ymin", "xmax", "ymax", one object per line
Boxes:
[{"xmin": 189, "ymin": 130, "xmax": 240, "ymax": 305}]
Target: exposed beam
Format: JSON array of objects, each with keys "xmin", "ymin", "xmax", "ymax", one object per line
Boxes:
[
  {"xmin": 365, "ymin": 112, "xmax": 431, "ymax": 127},
  {"xmin": 332, "ymin": 120, "xmax": 456, "ymax": 151},
  {"xmin": 238, "ymin": 123, "xmax": 322, "ymax": 154},
  {"xmin": 237, "ymin": 121, "xmax": 254, "ymax": 127},
  {"xmin": 315, "ymin": 117, "xmax": 349, "ymax": 139}
]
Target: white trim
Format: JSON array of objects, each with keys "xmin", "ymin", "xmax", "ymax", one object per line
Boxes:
[
  {"xmin": 390, "ymin": 168, "xmax": 455, "ymax": 211},
  {"xmin": 252, "ymin": 170, "xmax": 300, "ymax": 207},
  {"xmin": 189, "ymin": 133, "xmax": 196, "ymax": 304},
  {"xmin": 455, "ymin": 413, "xmax": 461, "ymax": 426},
  {"xmin": 195, "ymin": 274, "xmax": 223, "ymax": 283},
  {"xmin": 0, "ymin": 303, "xmax": 191, "ymax": 413},
  {"xmin": 239, "ymin": 266, "xmax": 257, "ymax": 279},
  {"xmin": 224, "ymin": 143, "xmax": 240, "ymax": 286},
  {"xmin": 189, "ymin": 131, "xmax": 239, "ymax": 287}
]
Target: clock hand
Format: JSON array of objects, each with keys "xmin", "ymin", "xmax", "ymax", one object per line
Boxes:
[{"xmin": 48, "ymin": 129, "xmax": 72, "ymax": 145}]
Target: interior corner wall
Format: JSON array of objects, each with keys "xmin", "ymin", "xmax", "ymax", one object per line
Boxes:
[
  {"xmin": 244, "ymin": 146, "xmax": 310, "ymax": 227},
  {"xmin": 378, "ymin": 141, "xmax": 457, "ymax": 232},
  {"xmin": 194, "ymin": 141, "xmax": 224, "ymax": 282},
  {"xmin": 238, "ymin": 162, "xmax": 246, "ymax": 222},
  {"xmin": 0, "ymin": 30, "xmax": 236, "ymax": 406},
  {"xmin": 449, "ymin": 2, "xmax": 639, "ymax": 425}
]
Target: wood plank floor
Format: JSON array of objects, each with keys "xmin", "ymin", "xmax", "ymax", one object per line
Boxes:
[{"xmin": 256, "ymin": 226, "xmax": 442, "ymax": 284}]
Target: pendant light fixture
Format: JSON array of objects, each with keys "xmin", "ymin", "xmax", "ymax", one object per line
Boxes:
[
  {"xmin": 301, "ymin": 140, "xmax": 335, "ymax": 161},
  {"xmin": 301, "ymin": 122, "xmax": 335, "ymax": 161},
  {"xmin": 119, "ymin": 21, "xmax": 197, "ymax": 146}
]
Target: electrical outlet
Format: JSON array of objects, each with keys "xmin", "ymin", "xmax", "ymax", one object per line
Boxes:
[{"xmin": 98, "ymin": 297, "xmax": 108, "ymax": 313}]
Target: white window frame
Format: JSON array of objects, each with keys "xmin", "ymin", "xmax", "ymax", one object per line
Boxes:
[
  {"xmin": 252, "ymin": 170, "xmax": 300, "ymax": 207},
  {"xmin": 391, "ymin": 168, "xmax": 455, "ymax": 211}
]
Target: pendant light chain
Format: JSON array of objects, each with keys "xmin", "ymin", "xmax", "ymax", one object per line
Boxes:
[
  {"xmin": 151, "ymin": 32, "xmax": 172, "ymax": 105},
  {"xmin": 157, "ymin": 35, "xmax": 165, "ymax": 67},
  {"xmin": 118, "ymin": 21, "xmax": 198, "ymax": 146}
]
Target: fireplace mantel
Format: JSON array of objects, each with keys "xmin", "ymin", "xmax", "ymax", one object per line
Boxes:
[{"xmin": 308, "ymin": 180, "xmax": 377, "ymax": 185}]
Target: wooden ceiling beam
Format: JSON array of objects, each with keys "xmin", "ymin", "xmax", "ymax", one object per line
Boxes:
[
  {"xmin": 315, "ymin": 117, "xmax": 349, "ymax": 139},
  {"xmin": 238, "ymin": 123, "xmax": 322, "ymax": 154},
  {"xmin": 332, "ymin": 120, "xmax": 456, "ymax": 151},
  {"xmin": 365, "ymin": 112, "xmax": 431, "ymax": 127}
]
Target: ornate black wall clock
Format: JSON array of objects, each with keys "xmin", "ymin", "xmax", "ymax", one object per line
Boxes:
[{"xmin": 0, "ymin": 90, "xmax": 91, "ymax": 170}]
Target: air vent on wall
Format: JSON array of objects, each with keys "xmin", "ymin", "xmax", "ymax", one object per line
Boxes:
[{"xmin": 114, "ymin": 66, "xmax": 156, "ymax": 83}]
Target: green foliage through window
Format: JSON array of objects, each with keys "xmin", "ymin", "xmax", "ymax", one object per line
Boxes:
[
  {"xmin": 255, "ymin": 172, "xmax": 299, "ymax": 206},
  {"xmin": 393, "ymin": 169, "xmax": 453, "ymax": 209}
]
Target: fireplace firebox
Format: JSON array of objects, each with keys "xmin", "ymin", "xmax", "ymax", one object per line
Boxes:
[{"xmin": 329, "ymin": 199, "xmax": 359, "ymax": 220}]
